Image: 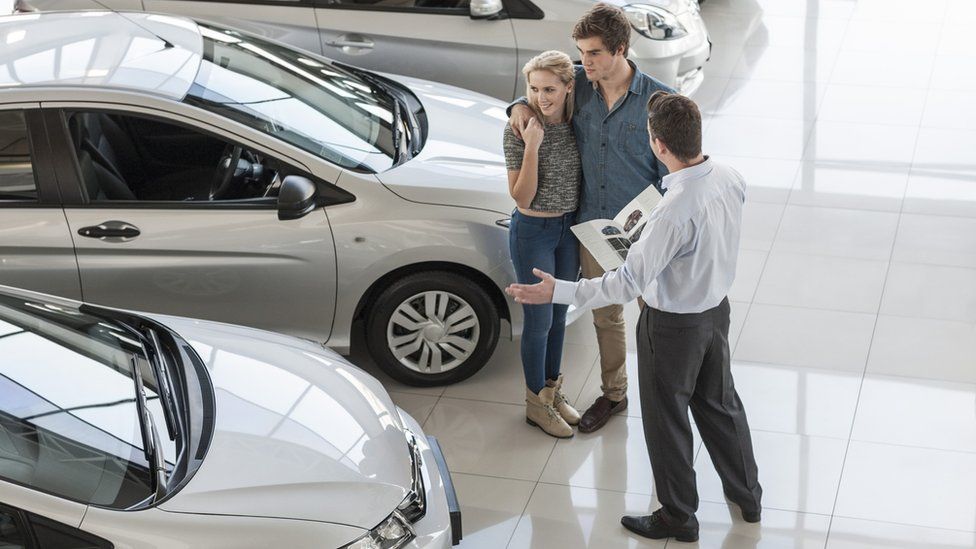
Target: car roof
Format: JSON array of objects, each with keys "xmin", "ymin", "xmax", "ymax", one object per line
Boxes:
[{"xmin": 0, "ymin": 10, "xmax": 203, "ymax": 100}]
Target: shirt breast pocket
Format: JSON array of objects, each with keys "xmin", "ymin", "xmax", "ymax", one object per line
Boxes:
[{"xmin": 621, "ymin": 122, "xmax": 650, "ymax": 156}]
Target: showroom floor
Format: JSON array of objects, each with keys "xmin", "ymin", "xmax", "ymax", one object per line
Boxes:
[{"xmin": 358, "ymin": 0, "xmax": 976, "ymax": 546}]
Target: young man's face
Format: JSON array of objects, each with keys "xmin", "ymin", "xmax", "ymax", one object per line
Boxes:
[{"xmin": 576, "ymin": 36, "xmax": 625, "ymax": 83}]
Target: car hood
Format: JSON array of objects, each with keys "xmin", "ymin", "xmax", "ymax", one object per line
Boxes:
[
  {"xmin": 155, "ymin": 315, "xmax": 412, "ymax": 530},
  {"xmin": 377, "ymin": 74, "xmax": 515, "ymax": 216}
]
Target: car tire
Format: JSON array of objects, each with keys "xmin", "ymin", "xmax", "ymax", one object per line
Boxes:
[{"xmin": 366, "ymin": 271, "xmax": 499, "ymax": 387}]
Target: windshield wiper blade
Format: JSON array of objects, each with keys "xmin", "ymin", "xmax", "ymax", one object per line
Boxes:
[
  {"xmin": 391, "ymin": 98, "xmax": 402, "ymax": 164},
  {"xmin": 143, "ymin": 327, "xmax": 180, "ymax": 442},
  {"xmin": 131, "ymin": 357, "xmax": 168, "ymax": 502}
]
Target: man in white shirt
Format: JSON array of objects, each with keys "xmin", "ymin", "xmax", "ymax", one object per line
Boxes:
[{"xmin": 506, "ymin": 91, "xmax": 762, "ymax": 542}]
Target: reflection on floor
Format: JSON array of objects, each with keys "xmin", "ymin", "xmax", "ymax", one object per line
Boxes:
[{"xmin": 360, "ymin": 0, "xmax": 976, "ymax": 546}]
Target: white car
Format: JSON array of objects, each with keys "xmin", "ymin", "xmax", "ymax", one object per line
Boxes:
[
  {"xmin": 19, "ymin": 0, "xmax": 710, "ymax": 99},
  {"xmin": 0, "ymin": 10, "xmax": 521, "ymax": 387},
  {"xmin": 0, "ymin": 284, "xmax": 460, "ymax": 548}
]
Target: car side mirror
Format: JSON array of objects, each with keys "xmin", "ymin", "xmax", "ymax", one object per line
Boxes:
[
  {"xmin": 277, "ymin": 175, "xmax": 318, "ymax": 221},
  {"xmin": 470, "ymin": 0, "xmax": 503, "ymax": 19}
]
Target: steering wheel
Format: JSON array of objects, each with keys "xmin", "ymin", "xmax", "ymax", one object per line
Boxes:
[{"xmin": 209, "ymin": 144, "xmax": 244, "ymax": 201}]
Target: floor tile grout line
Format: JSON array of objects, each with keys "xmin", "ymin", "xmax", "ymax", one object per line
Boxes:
[
  {"xmin": 747, "ymin": 247, "xmax": 976, "ymax": 275},
  {"xmin": 823, "ymin": 51, "xmax": 935, "ymax": 544},
  {"xmin": 730, "ymin": 354, "xmax": 976, "ymax": 388},
  {"xmin": 733, "ymin": 300, "xmax": 976, "ymax": 327},
  {"xmin": 451, "ymin": 470, "xmax": 976, "ymax": 535},
  {"xmin": 817, "ymin": 7, "xmax": 870, "ymax": 542},
  {"xmin": 827, "ymin": 513, "xmax": 976, "ymax": 536},
  {"xmin": 504, "ymin": 437, "xmax": 561, "ymax": 549}
]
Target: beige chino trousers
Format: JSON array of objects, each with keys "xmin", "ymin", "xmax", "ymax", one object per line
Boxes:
[{"xmin": 579, "ymin": 245, "xmax": 644, "ymax": 402}]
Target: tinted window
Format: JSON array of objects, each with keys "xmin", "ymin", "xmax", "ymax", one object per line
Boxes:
[
  {"xmin": 65, "ymin": 111, "xmax": 296, "ymax": 203},
  {"xmin": 0, "ymin": 295, "xmax": 175, "ymax": 508},
  {"xmin": 0, "ymin": 111, "xmax": 36, "ymax": 202},
  {"xmin": 326, "ymin": 0, "xmax": 469, "ymax": 10},
  {"xmin": 30, "ymin": 514, "xmax": 112, "ymax": 549},
  {"xmin": 0, "ymin": 507, "xmax": 26, "ymax": 549}
]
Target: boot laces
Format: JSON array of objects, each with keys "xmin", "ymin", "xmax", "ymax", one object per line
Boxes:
[{"xmin": 544, "ymin": 403, "xmax": 560, "ymax": 420}]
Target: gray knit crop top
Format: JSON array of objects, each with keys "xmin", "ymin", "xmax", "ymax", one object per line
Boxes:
[{"xmin": 503, "ymin": 122, "xmax": 581, "ymax": 212}]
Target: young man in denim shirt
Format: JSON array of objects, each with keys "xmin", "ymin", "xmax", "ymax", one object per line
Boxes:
[{"xmin": 509, "ymin": 2, "xmax": 673, "ymax": 432}]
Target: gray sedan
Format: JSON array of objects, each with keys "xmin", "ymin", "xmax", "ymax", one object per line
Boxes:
[
  {"xmin": 20, "ymin": 0, "xmax": 711, "ymax": 100},
  {"xmin": 0, "ymin": 10, "xmax": 520, "ymax": 386}
]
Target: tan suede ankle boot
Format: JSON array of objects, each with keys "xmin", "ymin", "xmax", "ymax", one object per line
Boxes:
[
  {"xmin": 525, "ymin": 386, "xmax": 574, "ymax": 438},
  {"xmin": 548, "ymin": 375, "xmax": 581, "ymax": 426}
]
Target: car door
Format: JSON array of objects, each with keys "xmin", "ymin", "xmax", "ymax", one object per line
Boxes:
[
  {"xmin": 314, "ymin": 0, "xmax": 518, "ymax": 101},
  {"xmin": 142, "ymin": 0, "xmax": 324, "ymax": 55},
  {"xmin": 0, "ymin": 106, "xmax": 82, "ymax": 301},
  {"xmin": 43, "ymin": 107, "xmax": 339, "ymax": 342}
]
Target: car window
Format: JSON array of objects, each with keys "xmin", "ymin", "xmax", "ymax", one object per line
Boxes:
[
  {"xmin": 0, "ymin": 294, "xmax": 175, "ymax": 509},
  {"xmin": 65, "ymin": 111, "xmax": 294, "ymax": 204},
  {"xmin": 186, "ymin": 24, "xmax": 407, "ymax": 173},
  {"xmin": 0, "ymin": 506, "xmax": 26, "ymax": 549},
  {"xmin": 29, "ymin": 514, "xmax": 112, "ymax": 549},
  {"xmin": 324, "ymin": 0, "xmax": 470, "ymax": 12},
  {"xmin": 0, "ymin": 111, "xmax": 37, "ymax": 203}
]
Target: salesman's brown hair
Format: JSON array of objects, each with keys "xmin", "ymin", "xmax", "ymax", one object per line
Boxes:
[{"xmin": 646, "ymin": 91, "xmax": 702, "ymax": 162}]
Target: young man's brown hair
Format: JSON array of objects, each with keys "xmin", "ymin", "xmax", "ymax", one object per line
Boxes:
[
  {"xmin": 572, "ymin": 2, "xmax": 632, "ymax": 57},
  {"xmin": 646, "ymin": 90, "xmax": 702, "ymax": 163}
]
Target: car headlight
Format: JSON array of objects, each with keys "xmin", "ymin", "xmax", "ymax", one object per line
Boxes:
[
  {"xmin": 397, "ymin": 430, "xmax": 426, "ymax": 522},
  {"xmin": 623, "ymin": 4, "xmax": 688, "ymax": 40},
  {"xmin": 340, "ymin": 511, "xmax": 415, "ymax": 549}
]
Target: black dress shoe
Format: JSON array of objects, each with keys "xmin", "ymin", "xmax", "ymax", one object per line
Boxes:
[
  {"xmin": 621, "ymin": 511, "xmax": 699, "ymax": 542},
  {"xmin": 724, "ymin": 490, "xmax": 761, "ymax": 523},
  {"xmin": 742, "ymin": 509, "xmax": 761, "ymax": 523}
]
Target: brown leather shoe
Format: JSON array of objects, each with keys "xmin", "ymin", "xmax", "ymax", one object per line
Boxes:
[{"xmin": 578, "ymin": 396, "xmax": 628, "ymax": 433}]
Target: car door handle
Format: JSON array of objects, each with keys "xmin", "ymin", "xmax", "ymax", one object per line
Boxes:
[
  {"xmin": 325, "ymin": 37, "xmax": 374, "ymax": 50},
  {"xmin": 78, "ymin": 221, "xmax": 141, "ymax": 240}
]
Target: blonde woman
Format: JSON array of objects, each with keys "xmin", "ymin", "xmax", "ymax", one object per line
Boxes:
[{"xmin": 503, "ymin": 50, "xmax": 581, "ymax": 438}]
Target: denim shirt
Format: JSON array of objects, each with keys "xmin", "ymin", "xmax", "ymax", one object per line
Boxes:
[
  {"xmin": 510, "ymin": 60, "xmax": 674, "ymax": 223},
  {"xmin": 572, "ymin": 61, "xmax": 674, "ymax": 222}
]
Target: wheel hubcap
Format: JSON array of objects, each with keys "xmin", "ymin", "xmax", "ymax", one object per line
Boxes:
[{"xmin": 387, "ymin": 290, "xmax": 480, "ymax": 375}]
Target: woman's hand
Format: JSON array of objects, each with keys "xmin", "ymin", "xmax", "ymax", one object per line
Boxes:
[{"xmin": 522, "ymin": 117, "xmax": 544, "ymax": 151}]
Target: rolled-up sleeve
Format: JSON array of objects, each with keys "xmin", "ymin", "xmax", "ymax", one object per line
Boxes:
[{"xmin": 552, "ymin": 217, "xmax": 687, "ymax": 310}]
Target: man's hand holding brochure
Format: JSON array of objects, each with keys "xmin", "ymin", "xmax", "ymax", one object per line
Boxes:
[{"xmin": 571, "ymin": 184, "xmax": 663, "ymax": 271}]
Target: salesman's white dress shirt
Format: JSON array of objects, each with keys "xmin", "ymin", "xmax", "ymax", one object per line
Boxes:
[{"xmin": 552, "ymin": 157, "xmax": 746, "ymax": 314}]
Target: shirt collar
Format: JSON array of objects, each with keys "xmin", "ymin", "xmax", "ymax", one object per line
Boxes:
[
  {"xmin": 661, "ymin": 156, "xmax": 712, "ymax": 190},
  {"xmin": 590, "ymin": 59, "xmax": 644, "ymax": 96}
]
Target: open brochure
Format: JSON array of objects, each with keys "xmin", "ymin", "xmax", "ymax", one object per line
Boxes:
[{"xmin": 571, "ymin": 184, "xmax": 663, "ymax": 271}]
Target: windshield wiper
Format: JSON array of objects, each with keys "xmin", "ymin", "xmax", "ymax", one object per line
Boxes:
[
  {"xmin": 391, "ymin": 98, "xmax": 403, "ymax": 165},
  {"xmin": 143, "ymin": 327, "xmax": 180, "ymax": 442},
  {"xmin": 131, "ymin": 357, "xmax": 168, "ymax": 502}
]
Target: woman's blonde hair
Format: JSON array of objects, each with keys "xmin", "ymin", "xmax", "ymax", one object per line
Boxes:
[{"xmin": 522, "ymin": 50, "xmax": 575, "ymax": 124}]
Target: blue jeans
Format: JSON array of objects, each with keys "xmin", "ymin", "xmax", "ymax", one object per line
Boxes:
[{"xmin": 509, "ymin": 210, "xmax": 580, "ymax": 394}]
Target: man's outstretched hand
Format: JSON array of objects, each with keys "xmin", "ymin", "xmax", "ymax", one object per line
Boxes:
[{"xmin": 505, "ymin": 268, "xmax": 556, "ymax": 304}]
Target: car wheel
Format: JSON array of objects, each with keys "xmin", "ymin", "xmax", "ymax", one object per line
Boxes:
[{"xmin": 366, "ymin": 271, "xmax": 499, "ymax": 386}]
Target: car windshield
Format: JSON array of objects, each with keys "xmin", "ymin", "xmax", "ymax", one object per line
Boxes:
[
  {"xmin": 0, "ymin": 294, "xmax": 186, "ymax": 509},
  {"xmin": 185, "ymin": 24, "xmax": 401, "ymax": 173}
]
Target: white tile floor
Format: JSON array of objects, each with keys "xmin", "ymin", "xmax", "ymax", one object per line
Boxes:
[{"xmin": 360, "ymin": 2, "xmax": 976, "ymax": 546}]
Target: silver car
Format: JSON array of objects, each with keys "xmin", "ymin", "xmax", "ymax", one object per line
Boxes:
[
  {"xmin": 0, "ymin": 10, "xmax": 520, "ymax": 386},
  {"xmin": 21, "ymin": 0, "xmax": 710, "ymax": 99},
  {"xmin": 0, "ymin": 284, "xmax": 459, "ymax": 548}
]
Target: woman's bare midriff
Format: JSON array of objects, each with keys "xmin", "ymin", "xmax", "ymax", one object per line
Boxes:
[{"xmin": 517, "ymin": 207, "xmax": 574, "ymax": 218}]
